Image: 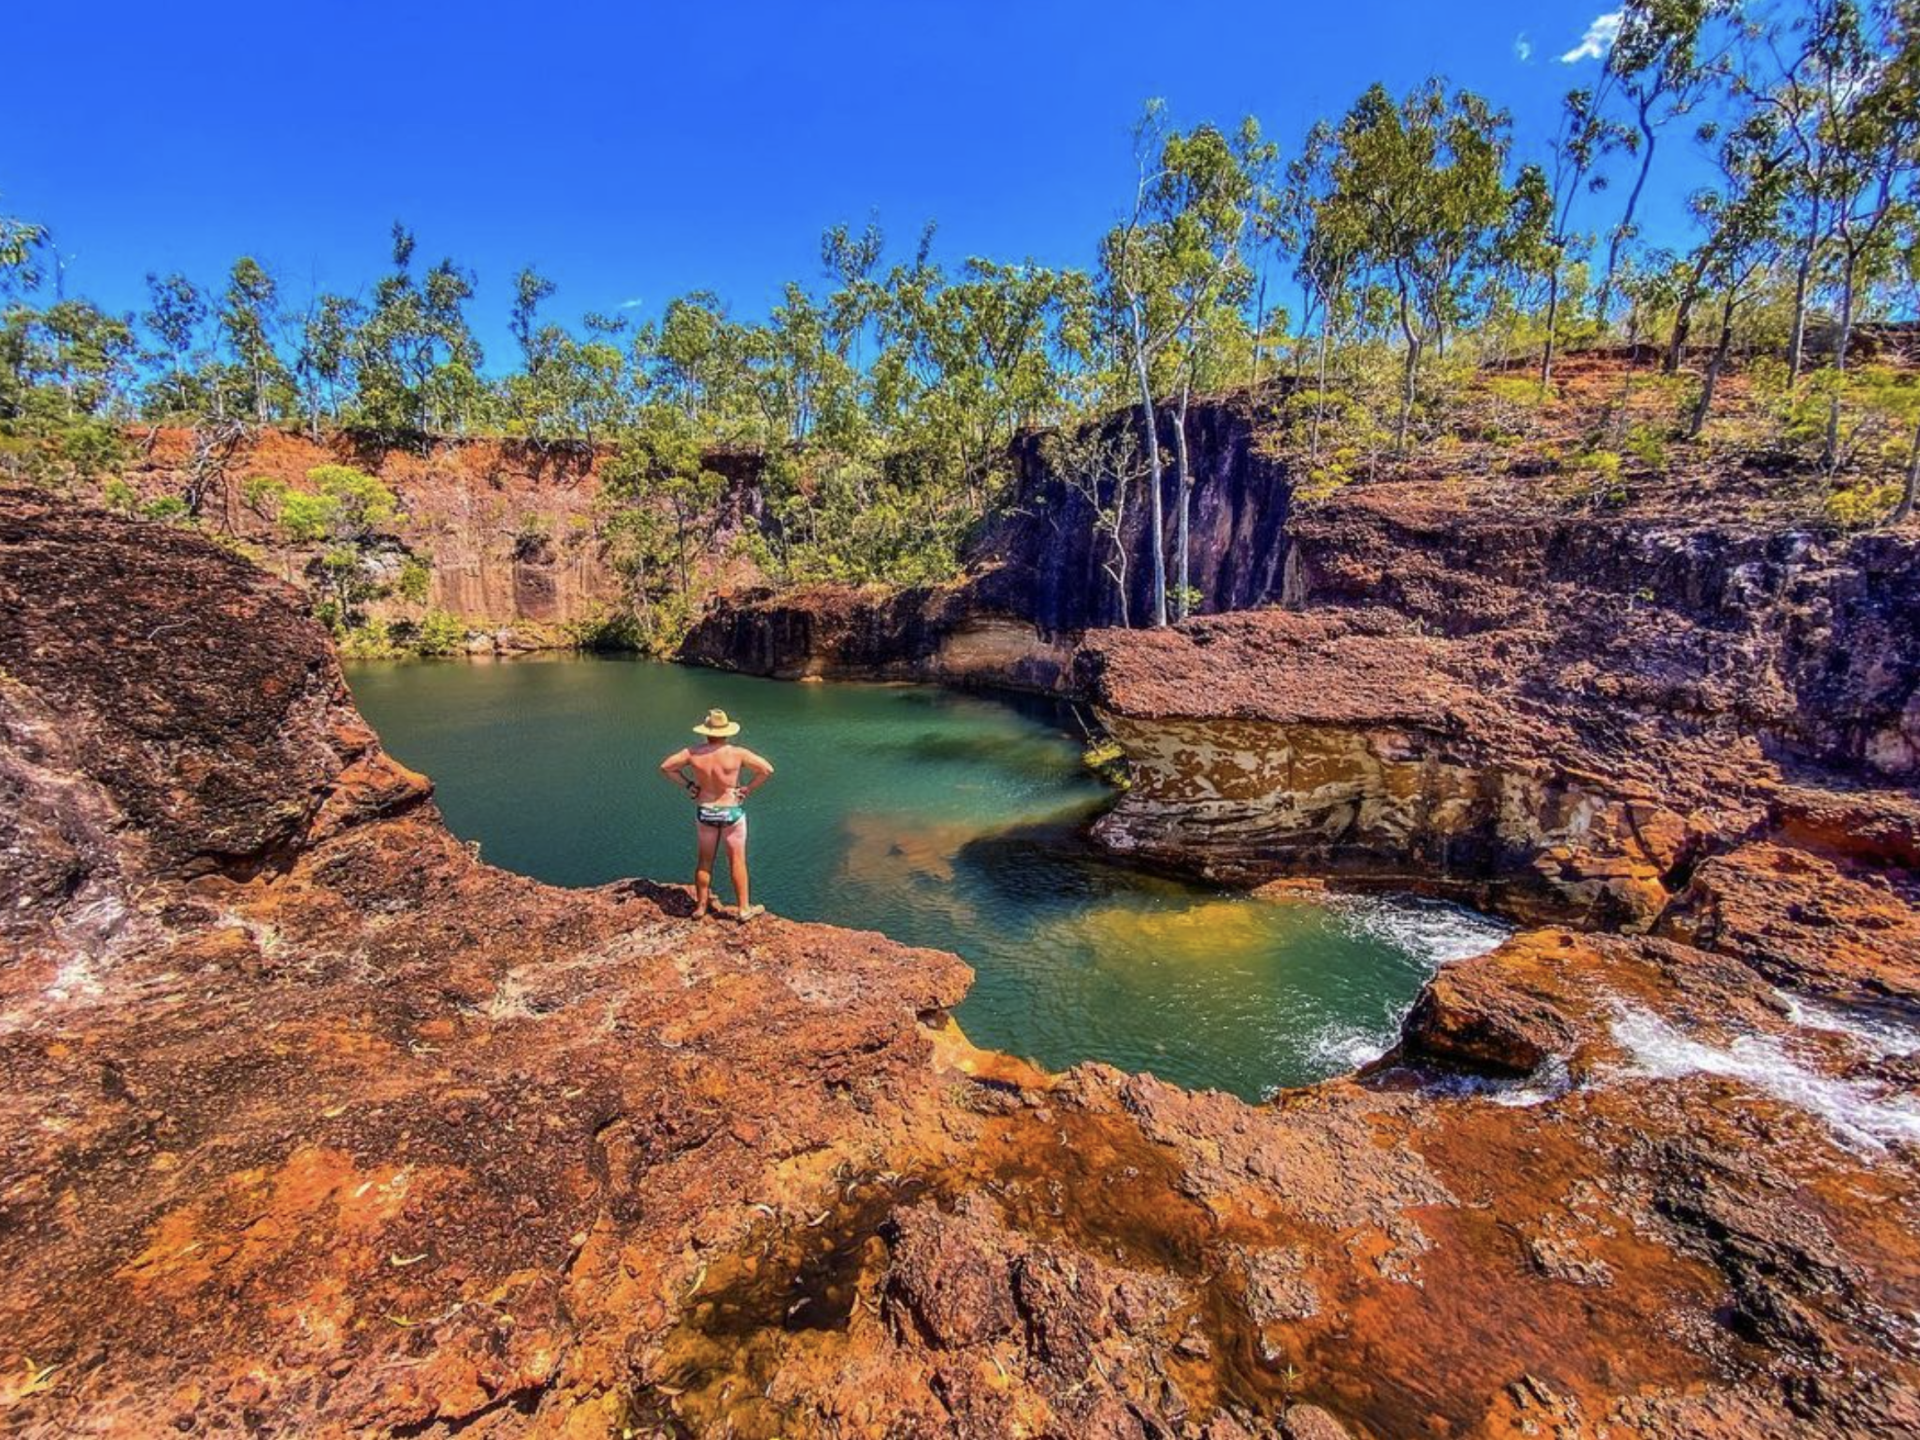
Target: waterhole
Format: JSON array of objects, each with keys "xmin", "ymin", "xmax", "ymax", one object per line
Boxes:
[{"xmin": 347, "ymin": 654, "xmax": 1507, "ymax": 1099}]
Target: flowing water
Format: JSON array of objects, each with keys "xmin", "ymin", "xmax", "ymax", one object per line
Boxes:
[{"xmin": 345, "ymin": 654, "xmax": 1508, "ymax": 1099}]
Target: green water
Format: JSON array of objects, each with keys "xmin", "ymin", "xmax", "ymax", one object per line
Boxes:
[{"xmin": 344, "ymin": 655, "xmax": 1507, "ymax": 1099}]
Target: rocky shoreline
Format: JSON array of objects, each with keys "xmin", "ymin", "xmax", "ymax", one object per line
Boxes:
[{"xmin": 5, "ymin": 484, "xmax": 1920, "ymax": 1435}]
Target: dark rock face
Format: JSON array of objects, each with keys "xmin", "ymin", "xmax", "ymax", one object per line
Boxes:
[
  {"xmin": 679, "ymin": 582, "xmax": 1077, "ymax": 692},
  {"xmin": 0, "ymin": 494, "xmax": 351, "ymax": 878},
  {"xmin": 1283, "ymin": 487, "xmax": 1920, "ymax": 779},
  {"xmin": 978, "ymin": 397, "xmax": 1294, "ymax": 633},
  {"xmin": 1071, "ymin": 472, "xmax": 1920, "ymax": 923}
]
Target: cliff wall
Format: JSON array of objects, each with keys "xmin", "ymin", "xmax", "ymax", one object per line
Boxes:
[{"xmin": 120, "ymin": 428, "xmax": 765, "ymax": 645}]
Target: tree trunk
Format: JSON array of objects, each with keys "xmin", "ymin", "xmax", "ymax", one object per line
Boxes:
[
  {"xmin": 1310, "ymin": 315, "xmax": 1331, "ymax": 463},
  {"xmin": 1539, "ymin": 263, "xmax": 1561, "ymax": 399},
  {"xmin": 1598, "ymin": 103, "xmax": 1658, "ymax": 325},
  {"xmin": 1688, "ymin": 288, "xmax": 1737, "ymax": 439},
  {"xmin": 1665, "ymin": 251, "xmax": 1711, "ymax": 374},
  {"xmin": 1130, "ymin": 306, "xmax": 1168, "ymax": 628},
  {"xmin": 1172, "ymin": 377, "xmax": 1193, "ymax": 621},
  {"xmin": 1823, "ymin": 252, "xmax": 1858, "ymax": 472},
  {"xmin": 1249, "ymin": 269, "xmax": 1268, "ymax": 387},
  {"xmin": 1786, "ymin": 204, "xmax": 1820, "ymax": 386},
  {"xmin": 1891, "ymin": 420, "xmax": 1919, "ymax": 526},
  {"xmin": 1394, "ymin": 278, "xmax": 1420, "ymax": 455}
]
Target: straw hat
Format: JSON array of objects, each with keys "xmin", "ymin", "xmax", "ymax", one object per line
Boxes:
[{"xmin": 692, "ymin": 708, "xmax": 741, "ymax": 738}]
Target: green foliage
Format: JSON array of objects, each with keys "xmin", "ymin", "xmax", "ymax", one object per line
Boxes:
[
  {"xmin": 0, "ymin": 417, "xmax": 131, "ymax": 492},
  {"xmin": 1081, "ymin": 739, "xmax": 1131, "ymax": 790},
  {"xmin": 335, "ymin": 618, "xmax": 399, "ymax": 658},
  {"xmin": 1569, "ymin": 447, "xmax": 1628, "ymax": 508},
  {"xmin": 1623, "ymin": 423, "xmax": 1668, "ymax": 472},
  {"xmin": 411, "ymin": 608, "xmax": 467, "ymax": 656},
  {"xmin": 246, "ymin": 464, "xmax": 403, "ymax": 630},
  {"xmin": 567, "ymin": 608, "xmax": 652, "ymax": 653},
  {"xmin": 141, "ymin": 495, "xmax": 191, "ymax": 523},
  {"xmin": 395, "ymin": 555, "xmax": 433, "ymax": 604},
  {"xmin": 1824, "ymin": 479, "xmax": 1901, "ymax": 529}
]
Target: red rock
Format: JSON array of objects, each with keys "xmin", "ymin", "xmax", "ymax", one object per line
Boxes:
[{"xmin": 5, "ymin": 488, "xmax": 1920, "ymax": 1438}]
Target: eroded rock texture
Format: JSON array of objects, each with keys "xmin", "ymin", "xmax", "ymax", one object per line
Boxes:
[
  {"xmin": 121, "ymin": 428, "xmax": 767, "ymax": 646},
  {"xmin": 6, "ymin": 489, "xmax": 1920, "ymax": 1438},
  {"xmin": 1079, "ymin": 478, "xmax": 1920, "ymax": 928}
]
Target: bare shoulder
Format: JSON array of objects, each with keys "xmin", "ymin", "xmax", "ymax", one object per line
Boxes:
[
  {"xmin": 660, "ymin": 746, "xmax": 691, "ymax": 767},
  {"xmin": 738, "ymin": 746, "xmax": 774, "ymax": 769}
]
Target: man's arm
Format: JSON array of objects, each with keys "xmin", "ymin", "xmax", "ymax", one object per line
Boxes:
[
  {"xmin": 737, "ymin": 748, "xmax": 775, "ymax": 797},
  {"xmin": 658, "ymin": 748, "xmax": 696, "ymax": 793}
]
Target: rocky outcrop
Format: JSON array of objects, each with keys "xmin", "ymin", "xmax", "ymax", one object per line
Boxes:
[
  {"xmin": 680, "ymin": 581, "xmax": 1076, "ymax": 692},
  {"xmin": 7, "ymin": 491, "xmax": 1920, "ymax": 1437},
  {"xmin": 1281, "ymin": 483, "xmax": 1920, "ymax": 780},
  {"xmin": 1067, "ymin": 464, "xmax": 1920, "ymax": 929},
  {"xmin": 121, "ymin": 428, "xmax": 767, "ymax": 644}
]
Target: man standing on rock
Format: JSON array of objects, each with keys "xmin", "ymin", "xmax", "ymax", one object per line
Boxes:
[{"xmin": 659, "ymin": 708, "xmax": 775, "ymax": 922}]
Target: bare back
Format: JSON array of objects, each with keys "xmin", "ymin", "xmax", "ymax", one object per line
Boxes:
[{"xmin": 684, "ymin": 742, "xmax": 748, "ymax": 803}]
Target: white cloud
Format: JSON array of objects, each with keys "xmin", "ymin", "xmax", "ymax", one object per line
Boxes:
[
  {"xmin": 1514, "ymin": 33, "xmax": 1534, "ymax": 62},
  {"xmin": 618, "ymin": 296, "xmax": 645, "ymax": 310},
  {"xmin": 1560, "ymin": 9, "xmax": 1622, "ymax": 63}
]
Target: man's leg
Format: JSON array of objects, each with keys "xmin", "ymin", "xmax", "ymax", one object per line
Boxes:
[
  {"xmin": 693, "ymin": 821, "xmax": 722, "ymax": 917},
  {"xmin": 725, "ymin": 816, "xmax": 760, "ymax": 921}
]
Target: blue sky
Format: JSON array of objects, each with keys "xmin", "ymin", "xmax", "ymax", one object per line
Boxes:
[{"xmin": 3, "ymin": 1, "xmax": 1689, "ymax": 361}]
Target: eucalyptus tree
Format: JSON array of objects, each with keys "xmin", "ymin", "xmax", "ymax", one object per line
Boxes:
[
  {"xmin": 564, "ymin": 310, "xmax": 636, "ymax": 443},
  {"xmin": 1490, "ymin": 162, "xmax": 1555, "ymax": 369},
  {"xmin": 1748, "ymin": 0, "xmax": 1848, "ymax": 380},
  {"xmin": 0, "ymin": 213, "xmax": 46, "ymax": 299},
  {"xmin": 354, "ymin": 225, "xmax": 429, "ymax": 433},
  {"xmin": 419, "ymin": 256, "xmax": 484, "ymax": 433},
  {"xmin": 1893, "ymin": 236, "xmax": 1920, "ymax": 524},
  {"xmin": 353, "ymin": 224, "xmax": 482, "ymax": 435},
  {"xmin": 30, "ymin": 299, "xmax": 137, "ymax": 420},
  {"xmin": 1102, "ymin": 101, "xmax": 1268, "ymax": 626},
  {"xmin": 821, "ymin": 218, "xmax": 885, "ymax": 373},
  {"xmin": 1816, "ymin": 0, "xmax": 1918, "ymax": 468},
  {"xmin": 1593, "ymin": 0, "xmax": 1732, "ymax": 326},
  {"xmin": 219, "ymin": 257, "xmax": 295, "ymax": 423},
  {"xmin": 1157, "ymin": 119, "xmax": 1272, "ymax": 619},
  {"xmin": 878, "ymin": 253, "xmax": 1085, "ymax": 510},
  {"xmin": 1320, "ymin": 81, "xmax": 1516, "ymax": 453},
  {"xmin": 1279, "ymin": 121, "xmax": 1362, "ymax": 459},
  {"xmin": 648, "ymin": 291, "xmax": 757, "ymax": 431},
  {"xmin": 0, "ymin": 214, "xmax": 47, "ymax": 421},
  {"xmin": 1539, "ymin": 85, "xmax": 1624, "ymax": 391},
  {"xmin": 294, "ymin": 293, "xmax": 361, "ymax": 437},
  {"xmin": 140, "ymin": 272, "xmax": 209, "ymax": 417},
  {"xmin": 1684, "ymin": 109, "xmax": 1791, "ymax": 434},
  {"xmin": 764, "ymin": 282, "xmax": 836, "ymax": 443},
  {"xmin": 507, "ymin": 265, "xmax": 560, "ymax": 433}
]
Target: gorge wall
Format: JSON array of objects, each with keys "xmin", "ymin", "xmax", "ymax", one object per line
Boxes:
[
  {"xmin": 121, "ymin": 428, "xmax": 765, "ymax": 646},
  {"xmin": 976, "ymin": 395, "xmax": 1295, "ymax": 632}
]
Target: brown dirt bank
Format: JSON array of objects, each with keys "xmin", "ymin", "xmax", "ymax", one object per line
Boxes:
[{"xmin": 4, "ymin": 491, "xmax": 1920, "ymax": 1436}]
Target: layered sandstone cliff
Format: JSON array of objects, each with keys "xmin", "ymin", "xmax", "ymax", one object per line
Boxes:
[
  {"xmin": 5, "ymin": 491, "xmax": 1920, "ymax": 1437},
  {"xmin": 1075, "ymin": 478, "xmax": 1919, "ymax": 928},
  {"xmin": 121, "ymin": 428, "xmax": 765, "ymax": 646}
]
